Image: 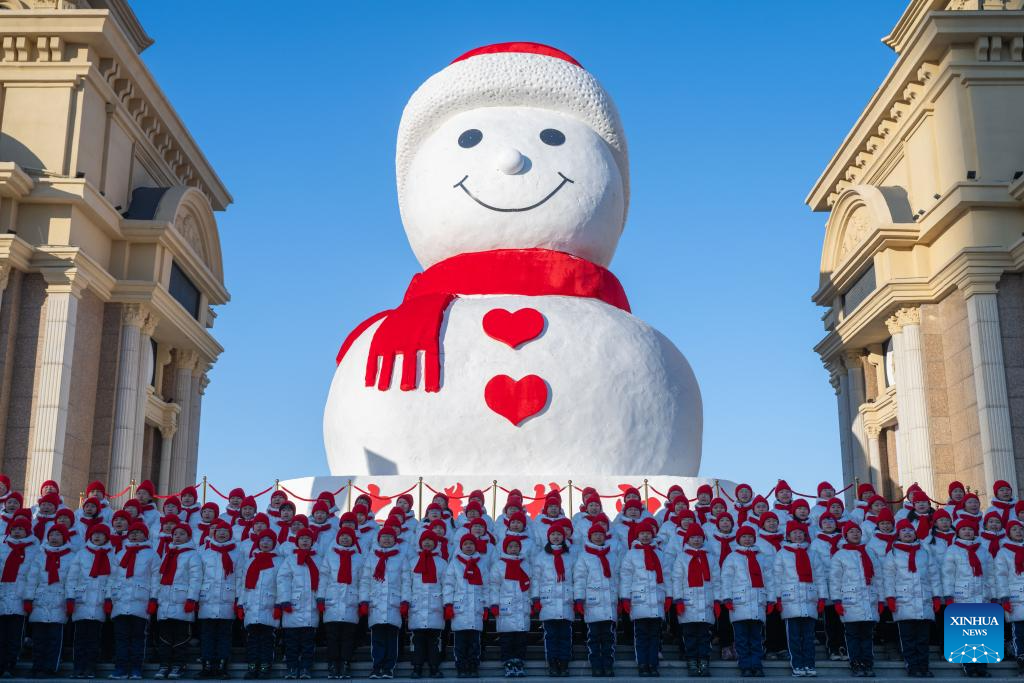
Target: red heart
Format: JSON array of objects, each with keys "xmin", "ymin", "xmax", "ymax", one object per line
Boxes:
[
  {"xmin": 484, "ymin": 374, "xmax": 548, "ymax": 426},
  {"xmin": 482, "ymin": 308, "xmax": 544, "ymax": 349}
]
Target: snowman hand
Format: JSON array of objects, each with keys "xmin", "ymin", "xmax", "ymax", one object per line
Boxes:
[{"xmin": 364, "ymin": 293, "xmax": 454, "ymax": 393}]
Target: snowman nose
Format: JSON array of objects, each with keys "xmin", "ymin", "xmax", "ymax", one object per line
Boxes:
[{"xmin": 494, "ymin": 147, "xmax": 526, "ymax": 175}]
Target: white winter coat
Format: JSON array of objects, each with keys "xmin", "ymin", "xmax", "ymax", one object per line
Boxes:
[
  {"xmin": 828, "ymin": 545, "xmax": 881, "ymax": 623},
  {"xmin": 670, "ymin": 548, "xmax": 719, "ymax": 625},
  {"xmin": 942, "ymin": 540, "xmax": 994, "ymax": 604},
  {"xmin": 25, "ymin": 543, "xmax": 73, "ymax": 623},
  {"xmin": 0, "ymin": 539, "xmax": 37, "ymax": 616},
  {"xmin": 358, "ymin": 547, "xmax": 404, "ymax": 628},
  {"xmin": 318, "ymin": 545, "xmax": 364, "ymax": 624},
  {"xmin": 619, "ymin": 543, "xmax": 668, "ymax": 621},
  {"xmin": 401, "ymin": 551, "xmax": 446, "ymax": 631},
  {"xmin": 720, "ymin": 545, "xmax": 775, "ymax": 623},
  {"xmin": 773, "ymin": 543, "xmax": 827, "ymax": 619},
  {"xmin": 66, "ymin": 541, "xmax": 115, "ymax": 621},
  {"xmin": 238, "ymin": 552, "xmax": 280, "ymax": 627},
  {"xmin": 994, "ymin": 541, "xmax": 1024, "ymax": 621},
  {"xmin": 153, "ymin": 543, "xmax": 202, "ymax": 622},
  {"xmin": 882, "ymin": 542, "xmax": 941, "ymax": 621},
  {"xmin": 198, "ymin": 541, "xmax": 243, "ymax": 620},
  {"xmin": 442, "ymin": 552, "xmax": 489, "ymax": 631},
  {"xmin": 572, "ymin": 543, "xmax": 619, "ymax": 624},
  {"xmin": 107, "ymin": 541, "xmax": 159, "ymax": 620},
  {"xmin": 276, "ymin": 550, "xmax": 321, "ymax": 628},
  {"xmin": 490, "ymin": 553, "xmax": 534, "ymax": 632},
  {"xmin": 532, "ymin": 548, "xmax": 575, "ymax": 621}
]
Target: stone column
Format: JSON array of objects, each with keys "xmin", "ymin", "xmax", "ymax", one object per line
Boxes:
[
  {"xmin": 184, "ymin": 369, "xmax": 207, "ymax": 489},
  {"xmin": 865, "ymin": 424, "xmax": 883, "ymax": 489},
  {"xmin": 963, "ymin": 289, "xmax": 1016, "ymax": 496},
  {"xmin": 829, "ymin": 362, "xmax": 856, "ymax": 507},
  {"xmin": 130, "ymin": 312, "xmax": 159, "ymax": 479},
  {"xmin": 887, "ymin": 307, "xmax": 935, "ymax": 495},
  {"xmin": 0, "ymin": 263, "xmax": 9, "ymax": 320},
  {"xmin": 157, "ymin": 417, "xmax": 177, "ymax": 496},
  {"xmin": 25, "ymin": 274, "xmax": 84, "ymax": 497},
  {"xmin": 169, "ymin": 350, "xmax": 197, "ymax": 493},
  {"xmin": 844, "ymin": 350, "xmax": 871, "ymax": 488},
  {"xmin": 108, "ymin": 305, "xmax": 148, "ymax": 496}
]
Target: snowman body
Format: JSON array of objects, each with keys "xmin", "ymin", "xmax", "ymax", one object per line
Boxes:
[
  {"xmin": 324, "ymin": 44, "xmax": 704, "ymax": 479},
  {"xmin": 324, "ymin": 294, "xmax": 701, "ymax": 477}
]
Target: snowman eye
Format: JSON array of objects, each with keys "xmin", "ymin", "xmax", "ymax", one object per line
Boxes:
[
  {"xmin": 540, "ymin": 129, "xmax": 565, "ymax": 146},
  {"xmin": 458, "ymin": 129, "xmax": 483, "ymax": 148}
]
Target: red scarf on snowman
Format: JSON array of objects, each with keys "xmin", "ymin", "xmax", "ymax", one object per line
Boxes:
[{"xmin": 337, "ymin": 249, "xmax": 631, "ymax": 392}]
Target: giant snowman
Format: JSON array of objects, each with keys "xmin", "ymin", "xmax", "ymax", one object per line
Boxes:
[{"xmin": 325, "ymin": 42, "xmax": 702, "ymax": 479}]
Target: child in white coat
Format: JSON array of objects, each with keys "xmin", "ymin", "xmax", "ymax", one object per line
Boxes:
[
  {"xmin": 153, "ymin": 523, "xmax": 201, "ymax": 680},
  {"xmin": 401, "ymin": 530, "xmax": 446, "ymax": 679},
  {"xmin": 830, "ymin": 523, "xmax": 882, "ymax": 677},
  {"xmin": 943, "ymin": 518, "xmax": 994, "ymax": 677},
  {"xmin": 883, "ymin": 519, "xmax": 942, "ymax": 678},
  {"xmin": 197, "ymin": 520, "xmax": 242, "ymax": 678},
  {"xmin": 0, "ymin": 517, "xmax": 35, "ymax": 677},
  {"xmin": 534, "ymin": 524, "xmax": 576, "ymax": 677},
  {"xmin": 108, "ymin": 522, "xmax": 158, "ymax": 680},
  {"xmin": 24, "ymin": 523, "xmax": 73, "ymax": 677},
  {"xmin": 67, "ymin": 523, "xmax": 114, "ymax": 678},
  {"xmin": 721, "ymin": 524, "xmax": 775, "ymax": 677},
  {"xmin": 277, "ymin": 528, "xmax": 321, "ymax": 679},
  {"xmin": 621, "ymin": 517, "xmax": 670, "ymax": 677},
  {"xmin": 774, "ymin": 521, "xmax": 826, "ymax": 677},
  {"xmin": 443, "ymin": 534, "xmax": 490, "ymax": 678},
  {"xmin": 573, "ymin": 523, "xmax": 619, "ymax": 678},
  {"xmin": 239, "ymin": 530, "xmax": 281, "ymax": 679},
  {"xmin": 670, "ymin": 525, "xmax": 719, "ymax": 678},
  {"xmin": 995, "ymin": 520, "xmax": 1024, "ymax": 676},
  {"xmin": 320, "ymin": 528, "xmax": 364, "ymax": 680},
  {"xmin": 492, "ymin": 535, "xmax": 534, "ymax": 678},
  {"xmin": 359, "ymin": 526, "xmax": 404, "ymax": 679}
]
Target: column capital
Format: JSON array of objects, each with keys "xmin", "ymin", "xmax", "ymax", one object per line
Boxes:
[
  {"xmin": 199, "ymin": 374, "xmax": 210, "ymax": 395},
  {"xmin": 41, "ymin": 268, "xmax": 87, "ymax": 298},
  {"xmin": 885, "ymin": 306, "xmax": 921, "ymax": 335},
  {"xmin": 121, "ymin": 303, "xmax": 150, "ymax": 329},
  {"xmin": 843, "ymin": 349, "xmax": 866, "ymax": 368},
  {"xmin": 159, "ymin": 407, "xmax": 179, "ymax": 439},
  {"xmin": 0, "ymin": 262, "xmax": 10, "ymax": 291},
  {"xmin": 176, "ymin": 349, "xmax": 200, "ymax": 372},
  {"xmin": 957, "ymin": 275, "xmax": 1001, "ymax": 299},
  {"xmin": 141, "ymin": 310, "xmax": 160, "ymax": 337},
  {"xmin": 865, "ymin": 424, "xmax": 881, "ymax": 439}
]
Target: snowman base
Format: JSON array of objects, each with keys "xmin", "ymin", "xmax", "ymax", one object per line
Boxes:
[{"xmin": 276, "ymin": 474, "xmax": 737, "ymax": 518}]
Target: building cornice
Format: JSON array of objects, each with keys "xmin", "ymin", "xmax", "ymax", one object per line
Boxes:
[
  {"xmin": 0, "ymin": 162, "xmax": 34, "ymax": 198},
  {"xmin": 120, "ymin": 220, "xmax": 229, "ymax": 306}
]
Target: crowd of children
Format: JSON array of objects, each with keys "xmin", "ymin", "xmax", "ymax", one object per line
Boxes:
[{"xmin": 1, "ymin": 475, "xmax": 1023, "ymax": 680}]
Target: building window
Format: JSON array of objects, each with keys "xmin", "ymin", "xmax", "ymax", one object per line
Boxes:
[
  {"xmin": 150, "ymin": 337, "xmax": 158, "ymax": 387},
  {"xmin": 883, "ymin": 337, "xmax": 895, "ymax": 388},
  {"xmin": 842, "ymin": 265, "xmax": 876, "ymax": 317},
  {"xmin": 169, "ymin": 261, "xmax": 200, "ymax": 319}
]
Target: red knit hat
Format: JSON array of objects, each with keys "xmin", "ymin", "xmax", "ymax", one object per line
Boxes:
[
  {"xmin": 759, "ymin": 512, "xmax": 779, "ymax": 528},
  {"xmin": 47, "ymin": 523, "xmax": 69, "ymax": 542},
  {"xmin": 948, "ymin": 481, "xmax": 965, "ymax": 497},
  {"xmin": 127, "ymin": 522, "xmax": 149, "ymax": 538},
  {"xmin": 857, "ymin": 483, "xmax": 876, "ymax": 498},
  {"xmin": 6, "ymin": 517, "xmax": 30, "ymax": 535},
  {"xmin": 994, "ymin": 480, "xmax": 1014, "ymax": 496},
  {"xmin": 696, "ymin": 484, "xmax": 714, "ymax": 497},
  {"xmin": 88, "ymin": 524, "xmax": 111, "ymax": 541},
  {"xmin": 163, "ymin": 496, "xmax": 181, "ymax": 510},
  {"xmin": 785, "ymin": 520, "xmax": 808, "ymax": 537},
  {"xmin": 172, "ymin": 524, "xmax": 192, "ymax": 539},
  {"xmin": 241, "ymin": 496, "xmax": 258, "ymax": 510},
  {"xmin": 179, "ymin": 486, "xmax": 198, "ymax": 500},
  {"xmin": 791, "ymin": 499, "xmax": 810, "ymax": 513},
  {"xmin": 895, "ymin": 519, "xmax": 916, "ymax": 534},
  {"xmin": 419, "ymin": 530, "xmax": 440, "ymax": 548},
  {"xmin": 910, "ymin": 490, "xmax": 929, "ymax": 504},
  {"xmin": 312, "ymin": 501, "xmax": 330, "ymax": 516},
  {"xmin": 201, "ymin": 502, "xmax": 220, "ymax": 517},
  {"xmin": 735, "ymin": 483, "xmax": 752, "ymax": 498},
  {"xmin": 502, "ymin": 535, "xmax": 524, "ymax": 553},
  {"xmin": 336, "ymin": 528, "xmax": 357, "ymax": 545},
  {"xmin": 137, "ymin": 480, "xmax": 156, "ymax": 497},
  {"xmin": 40, "ymin": 480, "xmax": 59, "ymax": 493},
  {"xmin": 587, "ymin": 522, "xmax": 608, "ymax": 540},
  {"xmin": 955, "ymin": 517, "xmax": 979, "ymax": 532},
  {"xmin": 875, "ymin": 507, "xmax": 894, "ymax": 523},
  {"xmin": 38, "ymin": 492, "xmax": 61, "ymax": 507},
  {"xmin": 229, "ymin": 487, "xmax": 246, "ymax": 499},
  {"xmin": 255, "ymin": 529, "xmax": 277, "ymax": 548},
  {"xmin": 735, "ymin": 524, "xmax": 757, "ymax": 539},
  {"xmin": 684, "ymin": 524, "xmax": 705, "ymax": 542},
  {"xmin": 816, "ymin": 481, "xmax": 834, "ymax": 497},
  {"xmin": 841, "ymin": 521, "xmax": 861, "ymax": 539},
  {"xmin": 86, "ymin": 481, "xmax": 106, "ymax": 496},
  {"xmin": 546, "ymin": 524, "xmax": 568, "ymax": 542},
  {"xmin": 377, "ymin": 526, "xmax": 399, "ymax": 542},
  {"xmin": 775, "ymin": 480, "xmax": 792, "ymax": 494}
]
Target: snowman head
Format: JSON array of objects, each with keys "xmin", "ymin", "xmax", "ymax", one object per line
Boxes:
[{"xmin": 397, "ymin": 43, "xmax": 629, "ymax": 269}]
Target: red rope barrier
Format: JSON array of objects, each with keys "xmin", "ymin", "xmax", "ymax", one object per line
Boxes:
[
  {"xmin": 498, "ymin": 485, "xmax": 565, "ymax": 500},
  {"xmin": 278, "ymin": 485, "xmax": 349, "ymax": 503},
  {"xmin": 107, "ymin": 485, "xmax": 132, "ymax": 500},
  {"xmin": 354, "ymin": 483, "xmax": 417, "ymax": 500},
  {"xmin": 571, "ymin": 485, "xmax": 639, "ymax": 499}
]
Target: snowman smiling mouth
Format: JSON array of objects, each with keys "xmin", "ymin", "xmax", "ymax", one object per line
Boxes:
[{"xmin": 453, "ymin": 172, "xmax": 574, "ymax": 213}]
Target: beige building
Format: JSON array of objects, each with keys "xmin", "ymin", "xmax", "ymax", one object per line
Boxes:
[
  {"xmin": 809, "ymin": 0, "xmax": 1024, "ymax": 505},
  {"xmin": 0, "ymin": 0, "xmax": 229, "ymax": 500}
]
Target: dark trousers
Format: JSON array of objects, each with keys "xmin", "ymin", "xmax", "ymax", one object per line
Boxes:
[
  {"xmin": 245, "ymin": 624, "xmax": 275, "ymax": 666},
  {"xmin": 453, "ymin": 629, "xmax": 481, "ymax": 672},
  {"xmin": 732, "ymin": 619, "xmax": 764, "ymax": 671},
  {"xmin": 499, "ymin": 630, "xmax": 527, "ymax": 663},
  {"xmin": 716, "ymin": 607, "xmax": 734, "ymax": 647},
  {"xmin": 585, "ymin": 620, "xmax": 615, "ymax": 669},
  {"xmin": 72, "ymin": 619, "xmax": 103, "ymax": 675},
  {"xmin": 844, "ymin": 621, "xmax": 874, "ymax": 668},
  {"xmin": 30, "ymin": 622, "xmax": 63, "ymax": 674},
  {"xmin": 0, "ymin": 613, "xmax": 25, "ymax": 673},
  {"xmin": 412, "ymin": 628, "xmax": 443, "ymax": 672},
  {"xmin": 112, "ymin": 615, "xmax": 147, "ymax": 674},
  {"xmin": 1013, "ymin": 621, "xmax": 1024, "ymax": 661},
  {"xmin": 785, "ymin": 617, "xmax": 816, "ymax": 670},
  {"xmin": 543, "ymin": 619, "xmax": 572, "ymax": 664},
  {"xmin": 681, "ymin": 622, "xmax": 712, "ymax": 660},
  {"xmin": 632, "ymin": 618, "xmax": 661, "ymax": 669},
  {"xmin": 157, "ymin": 618, "xmax": 191, "ymax": 667},
  {"xmin": 897, "ymin": 620, "xmax": 931, "ymax": 673},
  {"xmin": 324, "ymin": 621, "xmax": 358, "ymax": 664},
  {"xmin": 370, "ymin": 623, "xmax": 400, "ymax": 674},
  {"xmin": 764, "ymin": 610, "xmax": 786, "ymax": 654},
  {"xmin": 283, "ymin": 627, "xmax": 316, "ymax": 672},
  {"xmin": 200, "ymin": 618, "xmax": 233, "ymax": 662},
  {"xmin": 823, "ymin": 604, "xmax": 845, "ymax": 656}
]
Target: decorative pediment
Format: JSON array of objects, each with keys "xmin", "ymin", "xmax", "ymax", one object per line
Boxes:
[
  {"xmin": 151, "ymin": 185, "xmax": 224, "ymax": 283},
  {"xmin": 821, "ymin": 185, "xmax": 914, "ymax": 277}
]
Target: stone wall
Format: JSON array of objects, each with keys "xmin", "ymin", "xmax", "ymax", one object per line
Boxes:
[
  {"xmin": 0, "ymin": 269, "xmax": 24, "ymax": 466},
  {"xmin": 2, "ymin": 274, "xmax": 45, "ymax": 491},
  {"xmin": 921, "ymin": 289, "xmax": 985, "ymax": 497},
  {"xmin": 88, "ymin": 303, "xmax": 122, "ymax": 485},
  {"xmin": 62, "ymin": 289, "xmax": 103, "ymax": 498},
  {"xmin": 997, "ymin": 273, "xmax": 1024, "ymax": 491}
]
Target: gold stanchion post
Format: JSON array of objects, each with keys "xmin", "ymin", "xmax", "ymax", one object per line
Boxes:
[
  {"xmin": 274, "ymin": 479, "xmax": 280, "ymax": 491},
  {"xmin": 348, "ymin": 479, "xmax": 353, "ymax": 511},
  {"xmin": 714, "ymin": 479, "xmax": 720, "ymax": 497},
  {"xmin": 643, "ymin": 478, "xmax": 649, "ymax": 503},
  {"xmin": 130, "ymin": 478, "xmax": 137, "ymax": 499},
  {"xmin": 492, "ymin": 480, "xmax": 498, "ymax": 516},
  {"xmin": 567, "ymin": 480, "xmax": 573, "ymax": 514},
  {"xmin": 202, "ymin": 475, "xmax": 208, "ymax": 504},
  {"xmin": 418, "ymin": 477, "xmax": 424, "ymax": 519}
]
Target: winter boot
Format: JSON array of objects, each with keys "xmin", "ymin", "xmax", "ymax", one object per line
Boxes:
[
  {"xmin": 340, "ymin": 662, "xmax": 352, "ymax": 680},
  {"xmin": 243, "ymin": 664, "xmax": 259, "ymax": 680},
  {"xmin": 154, "ymin": 666, "xmax": 170, "ymax": 681},
  {"xmin": 686, "ymin": 660, "xmax": 697, "ymax": 677},
  {"xmin": 259, "ymin": 664, "xmax": 272, "ymax": 678},
  {"xmin": 505, "ymin": 662, "xmax": 515, "ymax": 678}
]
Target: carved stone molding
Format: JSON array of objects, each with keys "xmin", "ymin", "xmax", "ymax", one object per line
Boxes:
[
  {"xmin": 865, "ymin": 424, "xmax": 882, "ymax": 439},
  {"xmin": 121, "ymin": 303, "xmax": 149, "ymax": 329},
  {"xmin": 885, "ymin": 306, "xmax": 921, "ymax": 335},
  {"xmin": 176, "ymin": 349, "xmax": 200, "ymax": 372},
  {"xmin": 843, "ymin": 349, "xmax": 865, "ymax": 368},
  {"xmin": 141, "ymin": 311, "xmax": 160, "ymax": 337}
]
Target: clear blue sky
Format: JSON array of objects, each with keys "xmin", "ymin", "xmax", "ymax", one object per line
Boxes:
[{"xmin": 131, "ymin": 1, "xmax": 907, "ymax": 500}]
